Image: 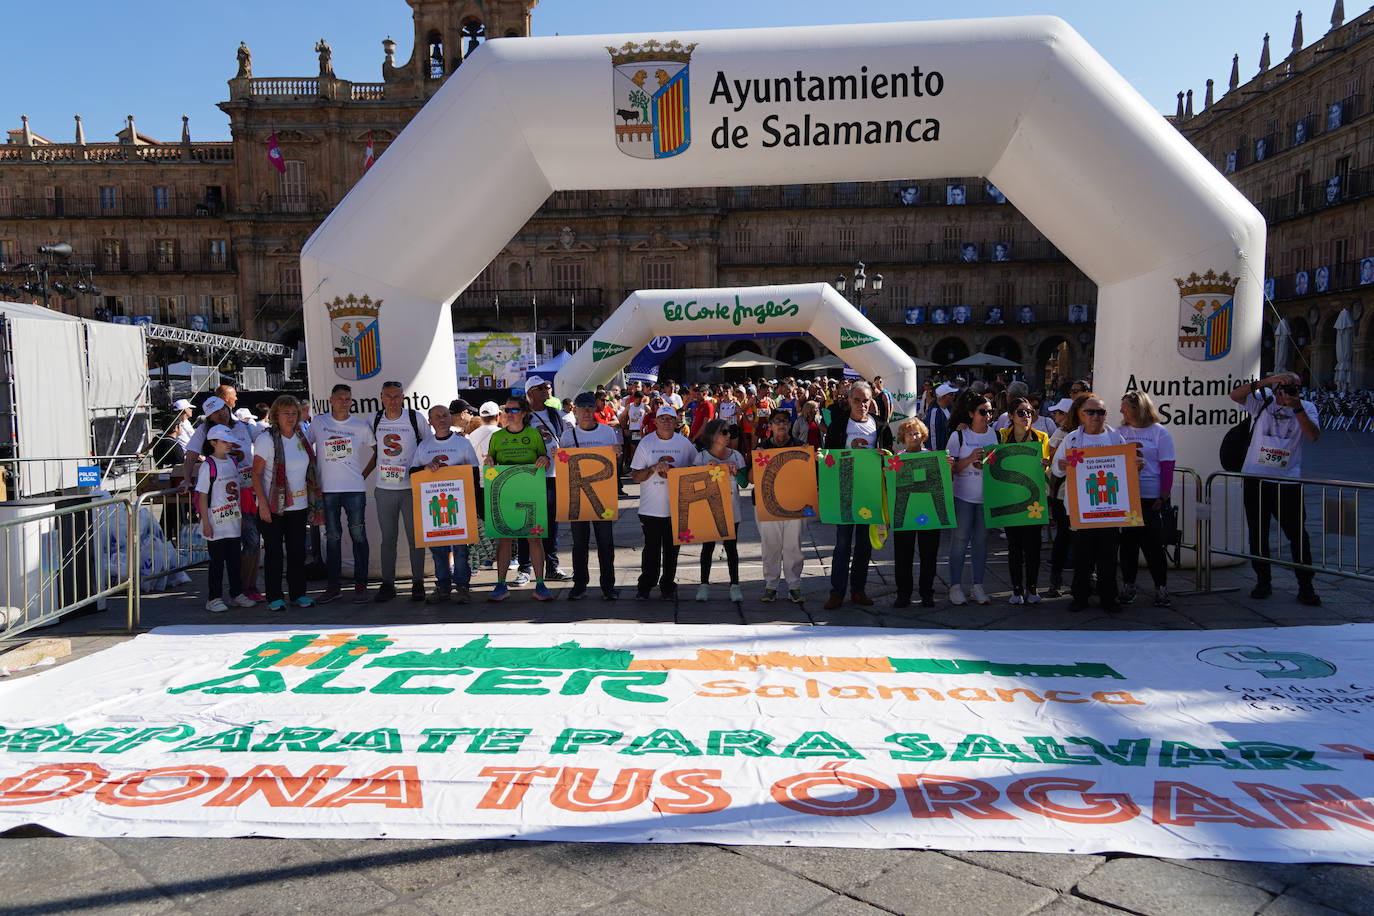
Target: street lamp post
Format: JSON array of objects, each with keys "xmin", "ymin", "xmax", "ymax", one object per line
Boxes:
[{"xmin": 835, "ymin": 261, "xmax": 883, "ymax": 318}]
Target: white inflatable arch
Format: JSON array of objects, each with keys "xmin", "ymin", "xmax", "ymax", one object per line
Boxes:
[
  {"xmin": 557, "ymin": 283, "xmax": 919, "ymax": 409},
  {"xmin": 301, "ymin": 15, "xmax": 1264, "ymax": 476}
]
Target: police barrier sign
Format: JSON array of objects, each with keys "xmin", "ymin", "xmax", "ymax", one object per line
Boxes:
[{"xmin": 2, "ymin": 623, "xmax": 1373, "ymax": 863}]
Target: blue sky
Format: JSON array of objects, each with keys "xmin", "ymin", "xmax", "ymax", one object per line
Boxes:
[{"xmin": 6, "ymin": 1, "xmax": 1323, "ymax": 143}]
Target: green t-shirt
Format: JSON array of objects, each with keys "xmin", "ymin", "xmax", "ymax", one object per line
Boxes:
[{"xmin": 487, "ymin": 427, "xmax": 545, "ymax": 466}]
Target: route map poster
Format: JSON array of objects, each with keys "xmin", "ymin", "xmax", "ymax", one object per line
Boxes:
[
  {"xmin": 2, "ymin": 623, "xmax": 1373, "ymax": 863},
  {"xmin": 454, "ymin": 333, "xmax": 537, "ymax": 389}
]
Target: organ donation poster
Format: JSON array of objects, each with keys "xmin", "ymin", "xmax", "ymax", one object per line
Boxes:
[
  {"xmin": 1065, "ymin": 444, "xmax": 1144, "ymax": 530},
  {"xmin": 2, "ymin": 623, "xmax": 1373, "ymax": 864},
  {"xmin": 410, "ymin": 467, "xmax": 479, "ymax": 547}
]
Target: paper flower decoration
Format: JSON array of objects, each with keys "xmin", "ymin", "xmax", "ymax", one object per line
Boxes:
[
  {"xmin": 754, "ymin": 453, "xmax": 772, "ymax": 467},
  {"xmin": 823, "ymin": 453, "xmax": 836, "ymax": 468},
  {"xmin": 858, "ymin": 507, "xmax": 872, "ymax": 520},
  {"xmin": 983, "ymin": 449, "xmax": 998, "ymax": 466},
  {"xmin": 556, "ymin": 450, "xmax": 571, "ymax": 463},
  {"xmin": 678, "ymin": 529, "xmax": 695, "ymax": 543},
  {"xmin": 1065, "ymin": 448, "xmax": 1085, "ymax": 468},
  {"xmin": 484, "ymin": 467, "xmax": 499, "ymax": 481},
  {"xmin": 1123, "ymin": 511, "xmax": 1142, "ymax": 527},
  {"xmin": 916, "ymin": 514, "xmax": 929, "ymax": 526},
  {"xmin": 708, "ymin": 466, "xmax": 725, "ymax": 481},
  {"xmin": 886, "ymin": 456, "xmax": 902, "ymax": 471},
  {"xmin": 1026, "ymin": 501, "xmax": 1045, "ymax": 520},
  {"xmin": 601, "ymin": 508, "xmax": 615, "ymax": 520},
  {"xmin": 530, "ymin": 525, "xmax": 545, "ymax": 536},
  {"xmin": 802, "ymin": 506, "xmax": 816, "ymax": 518}
]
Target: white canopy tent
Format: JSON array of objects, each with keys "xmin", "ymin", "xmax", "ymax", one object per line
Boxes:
[{"xmin": 301, "ymin": 15, "xmax": 1264, "ymax": 480}]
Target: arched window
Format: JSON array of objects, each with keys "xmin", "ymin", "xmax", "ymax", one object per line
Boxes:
[
  {"xmin": 427, "ymin": 31, "xmax": 444, "ymax": 80},
  {"xmin": 461, "ymin": 20, "xmax": 485, "ymax": 59}
]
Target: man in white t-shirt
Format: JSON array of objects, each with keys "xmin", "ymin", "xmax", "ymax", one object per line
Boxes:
[
  {"xmin": 365, "ymin": 381, "xmax": 434, "ymax": 603},
  {"xmin": 630, "ymin": 404, "xmax": 698, "ymax": 600},
  {"xmin": 1229, "ymin": 372, "xmax": 1321, "ymax": 605},
  {"xmin": 308, "ymin": 383, "xmax": 377, "ymax": 604}
]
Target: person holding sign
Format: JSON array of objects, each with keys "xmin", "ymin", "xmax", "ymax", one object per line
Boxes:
[
  {"xmin": 693, "ymin": 419, "xmax": 746, "ymax": 602},
  {"xmin": 309, "ymin": 384, "xmax": 377, "ymax": 604},
  {"xmin": 1118, "ymin": 391, "xmax": 1176, "ymax": 608},
  {"xmin": 565, "ymin": 391, "xmax": 622, "ymax": 601},
  {"xmin": 997, "ymin": 397, "xmax": 1051, "ymax": 605},
  {"xmin": 252, "ymin": 395, "xmax": 320, "ymax": 612},
  {"xmin": 196, "ymin": 425, "xmax": 253, "ymax": 613},
  {"xmin": 366, "ymin": 381, "xmax": 434, "ymax": 603},
  {"xmin": 411, "ymin": 404, "xmax": 480, "ymax": 603},
  {"xmin": 756, "ymin": 409, "xmax": 808, "ymax": 604},
  {"xmin": 821, "ymin": 381, "xmax": 894, "ymax": 610},
  {"xmin": 485, "ymin": 396, "xmax": 553, "ymax": 603},
  {"xmin": 1043, "ymin": 396, "xmax": 1081, "ymax": 597},
  {"xmin": 630, "ymin": 404, "xmax": 698, "ymax": 600},
  {"xmin": 1228, "ymin": 372, "xmax": 1322, "ymax": 606},
  {"xmin": 946, "ymin": 392, "xmax": 999, "ymax": 605},
  {"xmin": 1051, "ymin": 395, "xmax": 1128, "ymax": 613},
  {"xmin": 891, "ymin": 417, "xmax": 945, "ymax": 609}
]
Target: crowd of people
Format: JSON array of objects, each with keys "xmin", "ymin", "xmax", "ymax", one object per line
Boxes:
[{"xmin": 174, "ymin": 364, "xmax": 1322, "ymax": 614}]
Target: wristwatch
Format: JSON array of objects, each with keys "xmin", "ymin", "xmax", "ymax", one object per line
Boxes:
[{"xmin": 1292, "ymin": 406, "xmax": 1306, "ymax": 415}]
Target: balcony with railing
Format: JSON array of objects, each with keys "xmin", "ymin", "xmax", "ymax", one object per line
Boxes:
[
  {"xmin": 536, "ymin": 181, "xmax": 1019, "ymax": 214},
  {"xmin": 861, "ymin": 301, "xmax": 1098, "ymax": 327},
  {"xmin": 90, "ymin": 250, "xmax": 236, "ymax": 274},
  {"xmin": 452, "ymin": 287, "xmax": 606, "ymax": 316},
  {"xmin": 0, "ymin": 142, "xmax": 233, "ymax": 164},
  {"xmin": 718, "ymin": 239, "xmax": 1068, "ymax": 268},
  {"xmin": 0, "ymin": 194, "xmax": 231, "ymax": 219}
]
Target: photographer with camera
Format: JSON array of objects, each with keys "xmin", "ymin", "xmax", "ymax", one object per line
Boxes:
[{"xmin": 1228, "ymin": 372, "xmax": 1321, "ymax": 606}]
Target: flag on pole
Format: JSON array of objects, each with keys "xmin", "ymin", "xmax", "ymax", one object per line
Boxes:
[
  {"xmin": 267, "ymin": 132, "xmax": 286, "ymax": 174},
  {"xmin": 364, "ymin": 130, "xmax": 376, "ymax": 171}
]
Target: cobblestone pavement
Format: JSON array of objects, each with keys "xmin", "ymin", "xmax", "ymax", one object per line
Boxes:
[{"xmin": 2, "ymin": 435, "xmax": 1371, "ymax": 915}]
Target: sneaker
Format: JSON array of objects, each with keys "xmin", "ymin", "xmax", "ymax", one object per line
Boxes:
[
  {"xmin": 696, "ymin": 584, "xmax": 711, "ymax": 602},
  {"xmin": 1043, "ymin": 585, "xmax": 1062, "ymax": 598},
  {"xmin": 1009, "ymin": 593, "xmax": 1024, "ymax": 605},
  {"xmin": 1119, "ymin": 584, "xmax": 1137, "ymax": 605},
  {"xmin": 292, "ymin": 596, "xmax": 315, "ymax": 608},
  {"xmin": 513, "ymin": 571, "xmax": 531, "ymax": 587},
  {"xmin": 317, "ymin": 586, "xmax": 341, "ymax": 604},
  {"xmin": 426, "ymin": 587, "xmax": 451, "ymax": 604},
  {"xmin": 1026, "ymin": 591, "xmax": 1043, "ymax": 605},
  {"xmin": 660, "ymin": 586, "xmax": 678, "ymax": 600},
  {"xmin": 568, "ymin": 586, "xmax": 588, "ymax": 601},
  {"xmin": 410, "ymin": 586, "xmax": 427, "ymax": 603},
  {"xmin": 352, "ymin": 585, "xmax": 370, "ymax": 604},
  {"xmin": 969, "ymin": 585, "xmax": 990, "ymax": 605},
  {"xmin": 205, "ymin": 598, "xmax": 229, "ymax": 613},
  {"xmin": 533, "ymin": 583, "xmax": 553, "ymax": 601},
  {"xmin": 232, "ymin": 594, "xmax": 257, "ymax": 608},
  {"xmin": 920, "ymin": 594, "xmax": 935, "ymax": 608},
  {"xmin": 761, "ymin": 588, "xmax": 778, "ymax": 603},
  {"xmin": 451, "ymin": 587, "xmax": 470, "ymax": 604},
  {"xmin": 267, "ymin": 599, "xmax": 287, "ymax": 612},
  {"xmin": 373, "ymin": 583, "xmax": 397, "ymax": 603},
  {"xmin": 1296, "ymin": 587, "xmax": 1322, "ymax": 607},
  {"xmin": 824, "ymin": 592, "xmax": 843, "ymax": 610},
  {"xmin": 545, "ymin": 567, "xmax": 572, "ymax": 582},
  {"xmin": 1153, "ymin": 587, "xmax": 1172, "ymax": 608},
  {"xmin": 602, "ymin": 588, "xmax": 620, "ymax": 601},
  {"xmin": 729, "ymin": 584, "xmax": 743, "ymax": 602},
  {"xmin": 488, "ymin": 583, "xmax": 511, "ymax": 602},
  {"xmin": 789, "ymin": 589, "xmax": 805, "ymax": 604},
  {"xmin": 949, "ymin": 585, "xmax": 967, "ymax": 606},
  {"xmin": 243, "ymin": 590, "xmax": 266, "ymax": 603},
  {"xmin": 1250, "ymin": 583, "xmax": 1272, "ymax": 599},
  {"xmin": 635, "ymin": 590, "xmax": 652, "ymax": 601},
  {"xmin": 851, "ymin": 592, "xmax": 874, "ymax": 606}
]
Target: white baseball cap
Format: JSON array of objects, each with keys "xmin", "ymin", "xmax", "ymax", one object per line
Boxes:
[
  {"xmin": 172, "ymin": 398, "xmax": 192, "ymax": 411},
  {"xmin": 233, "ymin": 408, "xmax": 255, "ymax": 421},
  {"xmin": 207, "ymin": 424, "xmax": 235, "ymax": 442},
  {"xmin": 1049, "ymin": 398, "xmax": 1075, "ymax": 414},
  {"xmin": 935, "ymin": 383, "xmax": 958, "ymax": 398},
  {"xmin": 655, "ymin": 405, "xmax": 678, "ymax": 418},
  {"xmin": 525, "ymin": 375, "xmax": 550, "ymax": 389},
  {"xmin": 201, "ymin": 396, "xmax": 227, "ymax": 417},
  {"xmin": 478, "ymin": 401, "xmax": 501, "ymax": 417}
]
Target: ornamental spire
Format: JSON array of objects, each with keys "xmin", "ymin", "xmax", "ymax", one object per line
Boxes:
[
  {"xmin": 1291, "ymin": 11, "xmax": 1304, "ymax": 55},
  {"xmin": 1229, "ymin": 53, "xmax": 1240, "ymax": 92},
  {"xmin": 1259, "ymin": 33, "xmax": 1271, "ymax": 72}
]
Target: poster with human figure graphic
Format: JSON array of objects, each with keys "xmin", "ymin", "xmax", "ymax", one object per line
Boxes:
[
  {"xmin": 411, "ymin": 466, "xmax": 479, "ymax": 546},
  {"xmin": 1065, "ymin": 444, "xmax": 1143, "ymax": 530}
]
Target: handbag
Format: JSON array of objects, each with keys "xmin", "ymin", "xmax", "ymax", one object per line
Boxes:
[{"xmin": 1161, "ymin": 502, "xmax": 1181, "ymax": 546}]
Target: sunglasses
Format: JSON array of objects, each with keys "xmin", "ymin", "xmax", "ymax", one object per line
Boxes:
[
  {"xmin": 977, "ymin": 408, "xmax": 995, "ymax": 416},
  {"xmin": 382, "ymin": 381, "xmax": 403, "ymax": 389},
  {"xmin": 1278, "ymin": 385, "xmax": 1301, "ymax": 395},
  {"xmin": 504, "ymin": 407, "xmax": 522, "ymax": 414},
  {"xmin": 1014, "ymin": 409, "xmax": 1033, "ymax": 417},
  {"xmin": 1083, "ymin": 408, "xmax": 1107, "ymax": 416}
]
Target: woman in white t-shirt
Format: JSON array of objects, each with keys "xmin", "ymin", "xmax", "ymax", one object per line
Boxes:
[
  {"xmin": 252, "ymin": 395, "xmax": 319, "ymax": 612},
  {"xmin": 820, "ymin": 381, "xmax": 894, "ymax": 610},
  {"xmin": 693, "ymin": 419, "xmax": 746, "ymax": 602},
  {"xmin": 946, "ymin": 392, "xmax": 999, "ymax": 606},
  {"xmin": 1118, "ymin": 391, "xmax": 1176, "ymax": 608}
]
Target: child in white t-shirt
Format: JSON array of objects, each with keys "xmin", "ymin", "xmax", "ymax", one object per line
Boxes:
[
  {"xmin": 196, "ymin": 426, "xmax": 254, "ymax": 613},
  {"xmin": 693, "ymin": 419, "xmax": 746, "ymax": 602}
]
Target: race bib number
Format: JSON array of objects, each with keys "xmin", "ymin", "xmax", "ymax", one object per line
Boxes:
[
  {"xmin": 325, "ymin": 437, "xmax": 351, "ymax": 461},
  {"xmin": 1257, "ymin": 441, "xmax": 1292, "ymax": 470},
  {"xmin": 380, "ymin": 464, "xmax": 407, "ymax": 484}
]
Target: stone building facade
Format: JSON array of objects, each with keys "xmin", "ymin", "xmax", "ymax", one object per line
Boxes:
[
  {"xmin": 1178, "ymin": 3, "xmax": 1374, "ymax": 388},
  {"xmin": 1, "ymin": 0, "xmax": 1104, "ymax": 386}
]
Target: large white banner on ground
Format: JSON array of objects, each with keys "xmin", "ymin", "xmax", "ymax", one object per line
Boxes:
[{"xmin": 1, "ymin": 624, "xmax": 1372, "ymax": 862}]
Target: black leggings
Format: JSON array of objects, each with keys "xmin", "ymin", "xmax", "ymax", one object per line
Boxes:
[
  {"xmin": 1120, "ymin": 501, "xmax": 1168, "ymax": 588},
  {"xmin": 207, "ymin": 536, "xmax": 242, "ymax": 601},
  {"xmin": 893, "ymin": 529, "xmax": 942, "ymax": 601},
  {"xmin": 700, "ymin": 524, "xmax": 741, "ymax": 584},
  {"xmin": 1007, "ymin": 525, "xmax": 1043, "ymax": 593}
]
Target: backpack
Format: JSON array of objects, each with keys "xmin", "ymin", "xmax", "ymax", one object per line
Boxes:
[
  {"xmin": 373, "ymin": 408, "xmax": 423, "ymax": 441},
  {"xmin": 1219, "ymin": 391, "xmax": 1273, "ymax": 472}
]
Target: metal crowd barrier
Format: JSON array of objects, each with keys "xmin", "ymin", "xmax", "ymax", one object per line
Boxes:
[
  {"xmin": 1203, "ymin": 470, "xmax": 1371, "ymax": 589},
  {"xmin": 0, "ymin": 496, "xmax": 136, "ymax": 641},
  {"xmin": 1169, "ymin": 466, "xmax": 1207, "ymax": 592}
]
